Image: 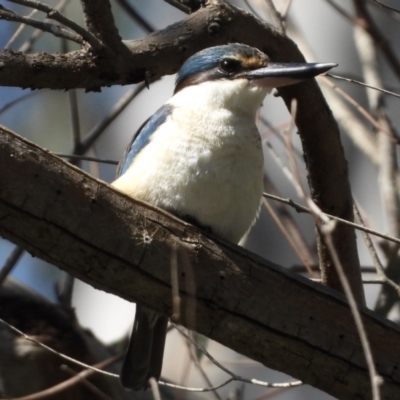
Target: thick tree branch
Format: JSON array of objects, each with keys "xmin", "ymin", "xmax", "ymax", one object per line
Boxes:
[{"xmin": 0, "ymin": 126, "xmax": 397, "ymax": 400}]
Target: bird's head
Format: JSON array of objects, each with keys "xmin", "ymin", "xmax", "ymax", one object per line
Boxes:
[{"xmin": 173, "ymin": 43, "xmax": 336, "ymax": 115}]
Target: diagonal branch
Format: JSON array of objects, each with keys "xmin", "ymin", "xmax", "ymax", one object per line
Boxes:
[
  {"xmin": 114, "ymin": 0, "xmax": 155, "ymax": 32},
  {"xmin": 353, "ymin": 0, "xmax": 400, "ymax": 82},
  {"xmin": 0, "ymin": 4, "xmax": 83, "ymax": 45},
  {"xmin": 8, "ymin": 0, "xmax": 103, "ymax": 50},
  {"xmin": 0, "ymin": 125, "xmax": 397, "ymax": 400}
]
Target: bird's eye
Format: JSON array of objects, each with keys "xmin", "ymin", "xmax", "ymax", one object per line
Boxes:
[{"xmin": 219, "ymin": 59, "xmax": 240, "ymax": 74}]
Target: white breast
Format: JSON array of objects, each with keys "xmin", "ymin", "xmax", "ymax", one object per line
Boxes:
[{"xmin": 112, "ymin": 80, "xmax": 266, "ymax": 243}]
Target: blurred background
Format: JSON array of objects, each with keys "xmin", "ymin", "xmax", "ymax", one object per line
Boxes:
[{"xmin": 1, "ymin": 0, "xmax": 400, "ymax": 398}]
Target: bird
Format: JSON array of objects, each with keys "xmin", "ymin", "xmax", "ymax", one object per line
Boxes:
[{"xmin": 112, "ymin": 43, "xmax": 336, "ymax": 390}]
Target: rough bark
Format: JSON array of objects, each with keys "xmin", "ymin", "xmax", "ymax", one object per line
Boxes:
[{"xmin": 0, "ymin": 125, "xmax": 397, "ymax": 399}]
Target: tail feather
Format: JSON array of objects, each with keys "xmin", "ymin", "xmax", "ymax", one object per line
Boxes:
[{"xmin": 120, "ymin": 305, "xmax": 168, "ymax": 390}]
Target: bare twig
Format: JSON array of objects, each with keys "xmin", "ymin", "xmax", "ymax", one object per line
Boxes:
[
  {"xmin": 163, "ymin": 0, "xmax": 192, "ymax": 13},
  {"xmin": 184, "ymin": 334, "xmax": 223, "ymax": 400},
  {"xmin": 264, "ymin": 176, "xmax": 316, "ymax": 270},
  {"xmin": 8, "ymin": 0, "xmax": 103, "ymax": 50},
  {"xmin": 115, "ymin": 0, "xmax": 155, "ymax": 32},
  {"xmin": 284, "ymin": 101, "xmax": 379, "ymax": 397},
  {"xmin": 0, "ymin": 313, "xmax": 297, "ymax": 395},
  {"xmin": 263, "ymin": 192, "xmax": 400, "ymax": 246},
  {"xmin": 353, "ymin": 7, "xmax": 400, "ymax": 321},
  {"xmin": 370, "ymin": 0, "xmax": 400, "ymax": 15},
  {"xmin": 173, "ymin": 324, "xmax": 303, "ymax": 389},
  {"xmin": 0, "ymin": 318, "xmax": 118, "ymax": 377},
  {"xmin": 17, "ymin": 0, "xmax": 69, "ymax": 52},
  {"xmin": 354, "ymin": 7, "xmax": 400, "ymax": 237},
  {"xmin": 55, "ymin": 154, "xmax": 118, "ymax": 165},
  {"xmin": 149, "ymin": 377, "xmax": 162, "ymax": 400},
  {"xmin": 262, "ymin": 197, "xmax": 315, "ymax": 275},
  {"xmin": 328, "ymin": 73, "xmax": 400, "ymax": 100},
  {"xmin": 321, "ymin": 222, "xmax": 382, "ymax": 400},
  {"xmin": 0, "ymin": 92, "xmax": 36, "ymax": 115},
  {"xmin": 353, "ymin": 204, "xmax": 400, "ymax": 296},
  {"xmin": 281, "ymin": 0, "xmax": 293, "ymax": 21},
  {"xmin": 60, "ymin": 365, "xmax": 112, "ymax": 400},
  {"xmin": 171, "ymin": 242, "xmax": 180, "ymax": 321},
  {"xmin": 322, "ymin": 77, "xmax": 396, "ymax": 142},
  {"xmin": 0, "ymin": 246, "xmax": 24, "ymax": 285},
  {"xmin": 325, "ymin": 0, "xmax": 358, "ymax": 24},
  {"xmin": 3, "ymin": 355, "xmax": 122, "ymax": 400},
  {"xmin": 0, "ymin": 4, "xmax": 83, "ymax": 44},
  {"xmin": 327, "ymin": 0, "xmax": 400, "ymax": 81},
  {"xmin": 353, "ymin": 0, "xmax": 400, "ymax": 82},
  {"xmin": 75, "ymin": 83, "xmax": 147, "ymax": 155},
  {"xmin": 263, "ymin": 0, "xmax": 285, "ymax": 32},
  {"xmin": 4, "ymin": 8, "xmax": 38, "ymax": 48},
  {"xmin": 160, "ymin": 378, "xmax": 235, "ymax": 392}
]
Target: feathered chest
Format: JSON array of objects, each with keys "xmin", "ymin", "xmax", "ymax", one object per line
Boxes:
[{"xmin": 113, "ymin": 106, "xmax": 264, "ymax": 242}]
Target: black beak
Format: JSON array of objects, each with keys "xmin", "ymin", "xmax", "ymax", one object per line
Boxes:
[{"xmin": 241, "ymin": 62, "xmax": 337, "ymax": 88}]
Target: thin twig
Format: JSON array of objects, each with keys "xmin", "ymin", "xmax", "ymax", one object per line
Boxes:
[
  {"xmin": 18, "ymin": 0, "xmax": 71, "ymax": 53},
  {"xmin": 149, "ymin": 377, "xmax": 162, "ymax": 400},
  {"xmin": 173, "ymin": 324, "xmax": 303, "ymax": 389},
  {"xmin": 114, "ymin": 0, "xmax": 155, "ymax": 32},
  {"xmin": 163, "ymin": 0, "xmax": 192, "ymax": 13},
  {"xmin": 353, "ymin": 4, "xmax": 400, "ymax": 237},
  {"xmin": 171, "ymin": 242, "xmax": 180, "ymax": 321},
  {"xmin": 321, "ymin": 222, "xmax": 382, "ymax": 400},
  {"xmin": 263, "ymin": 192, "xmax": 400, "ymax": 246},
  {"xmin": 325, "ymin": 0, "xmax": 358, "ymax": 24},
  {"xmin": 0, "ymin": 246, "xmax": 24, "ymax": 285},
  {"xmin": 0, "ymin": 4, "xmax": 83, "ymax": 45},
  {"xmin": 160, "ymin": 378, "xmax": 235, "ymax": 392},
  {"xmin": 353, "ymin": 204, "xmax": 400, "ymax": 296},
  {"xmin": 288, "ymin": 264, "xmax": 377, "ymax": 274},
  {"xmin": 281, "ymin": 0, "xmax": 293, "ymax": 21},
  {"xmin": 4, "ymin": 8, "xmax": 38, "ymax": 48},
  {"xmin": 243, "ymin": 0, "xmax": 264, "ymax": 20},
  {"xmin": 370, "ymin": 0, "xmax": 400, "ymax": 15},
  {"xmin": 0, "ymin": 318, "xmax": 118, "ymax": 377},
  {"xmin": 184, "ymin": 334, "xmax": 223, "ymax": 400},
  {"xmin": 0, "ymin": 313, "xmax": 298, "ymax": 394},
  {"xmin": 55, "ymin": 154, "xmax": 118, "ymax": 165},
  {"xmin": 0, "ymin": 92, "xmax": 36, "ymax": 115},
  {"xmin": 8, "ymin": 0, "xmax": 103, "ymax": 50},
  {"xmin": 76, "ymin": 83, "xmax": 147, "ymax": 155},
  {"xmin": 262, "ymin": 197, "xmax": 315, "ymax": 275},
  {"xmin": 322, "ymin": 77, "xmax": 397, "ymax": 143},
  {"xmin": 353, "ymin": 0, "xmax": 400, "ymax": 82},
  {"xmin": 264, "ymin": 175, "xmax": 316, "ymax": 271},
  {"xmin": 4, "ymin": 355, "xmax": 122, "ymax": 400},
  {"xmin": 60, "ymin": 365, "xmax": 113, "ymax": 400},
  {"xmin": 328, "ymin": 73, "xmax": 400, "ymax": 100},
  {"xmin": 264, "ymin": 140, "xmax": 303, "ymax": 195},
  {"xmin": 263, "ymin": 0, "xmax": 285, "ymax": 32},
  {"xmin": 284, "ymin": 97, "xmax": 380, "ymax": 397},
  {"xmin": 327, "ymin": 0, "xmax": 400, "ymax": 81}
]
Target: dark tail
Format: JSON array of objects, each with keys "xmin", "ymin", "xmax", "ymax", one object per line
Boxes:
[{"xmin": 120, "ymin": 305, "xmax": 168, "ymax": 390}]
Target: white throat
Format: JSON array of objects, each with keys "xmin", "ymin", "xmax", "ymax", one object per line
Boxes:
[{"xmin": 169, "ymin": 79, "xmax": 270, "ymax": 117}]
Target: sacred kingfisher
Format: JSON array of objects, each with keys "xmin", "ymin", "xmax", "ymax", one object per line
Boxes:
[{"xmin": 112, "ymin": 43, "xmax": 336, "ymax": 390}]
